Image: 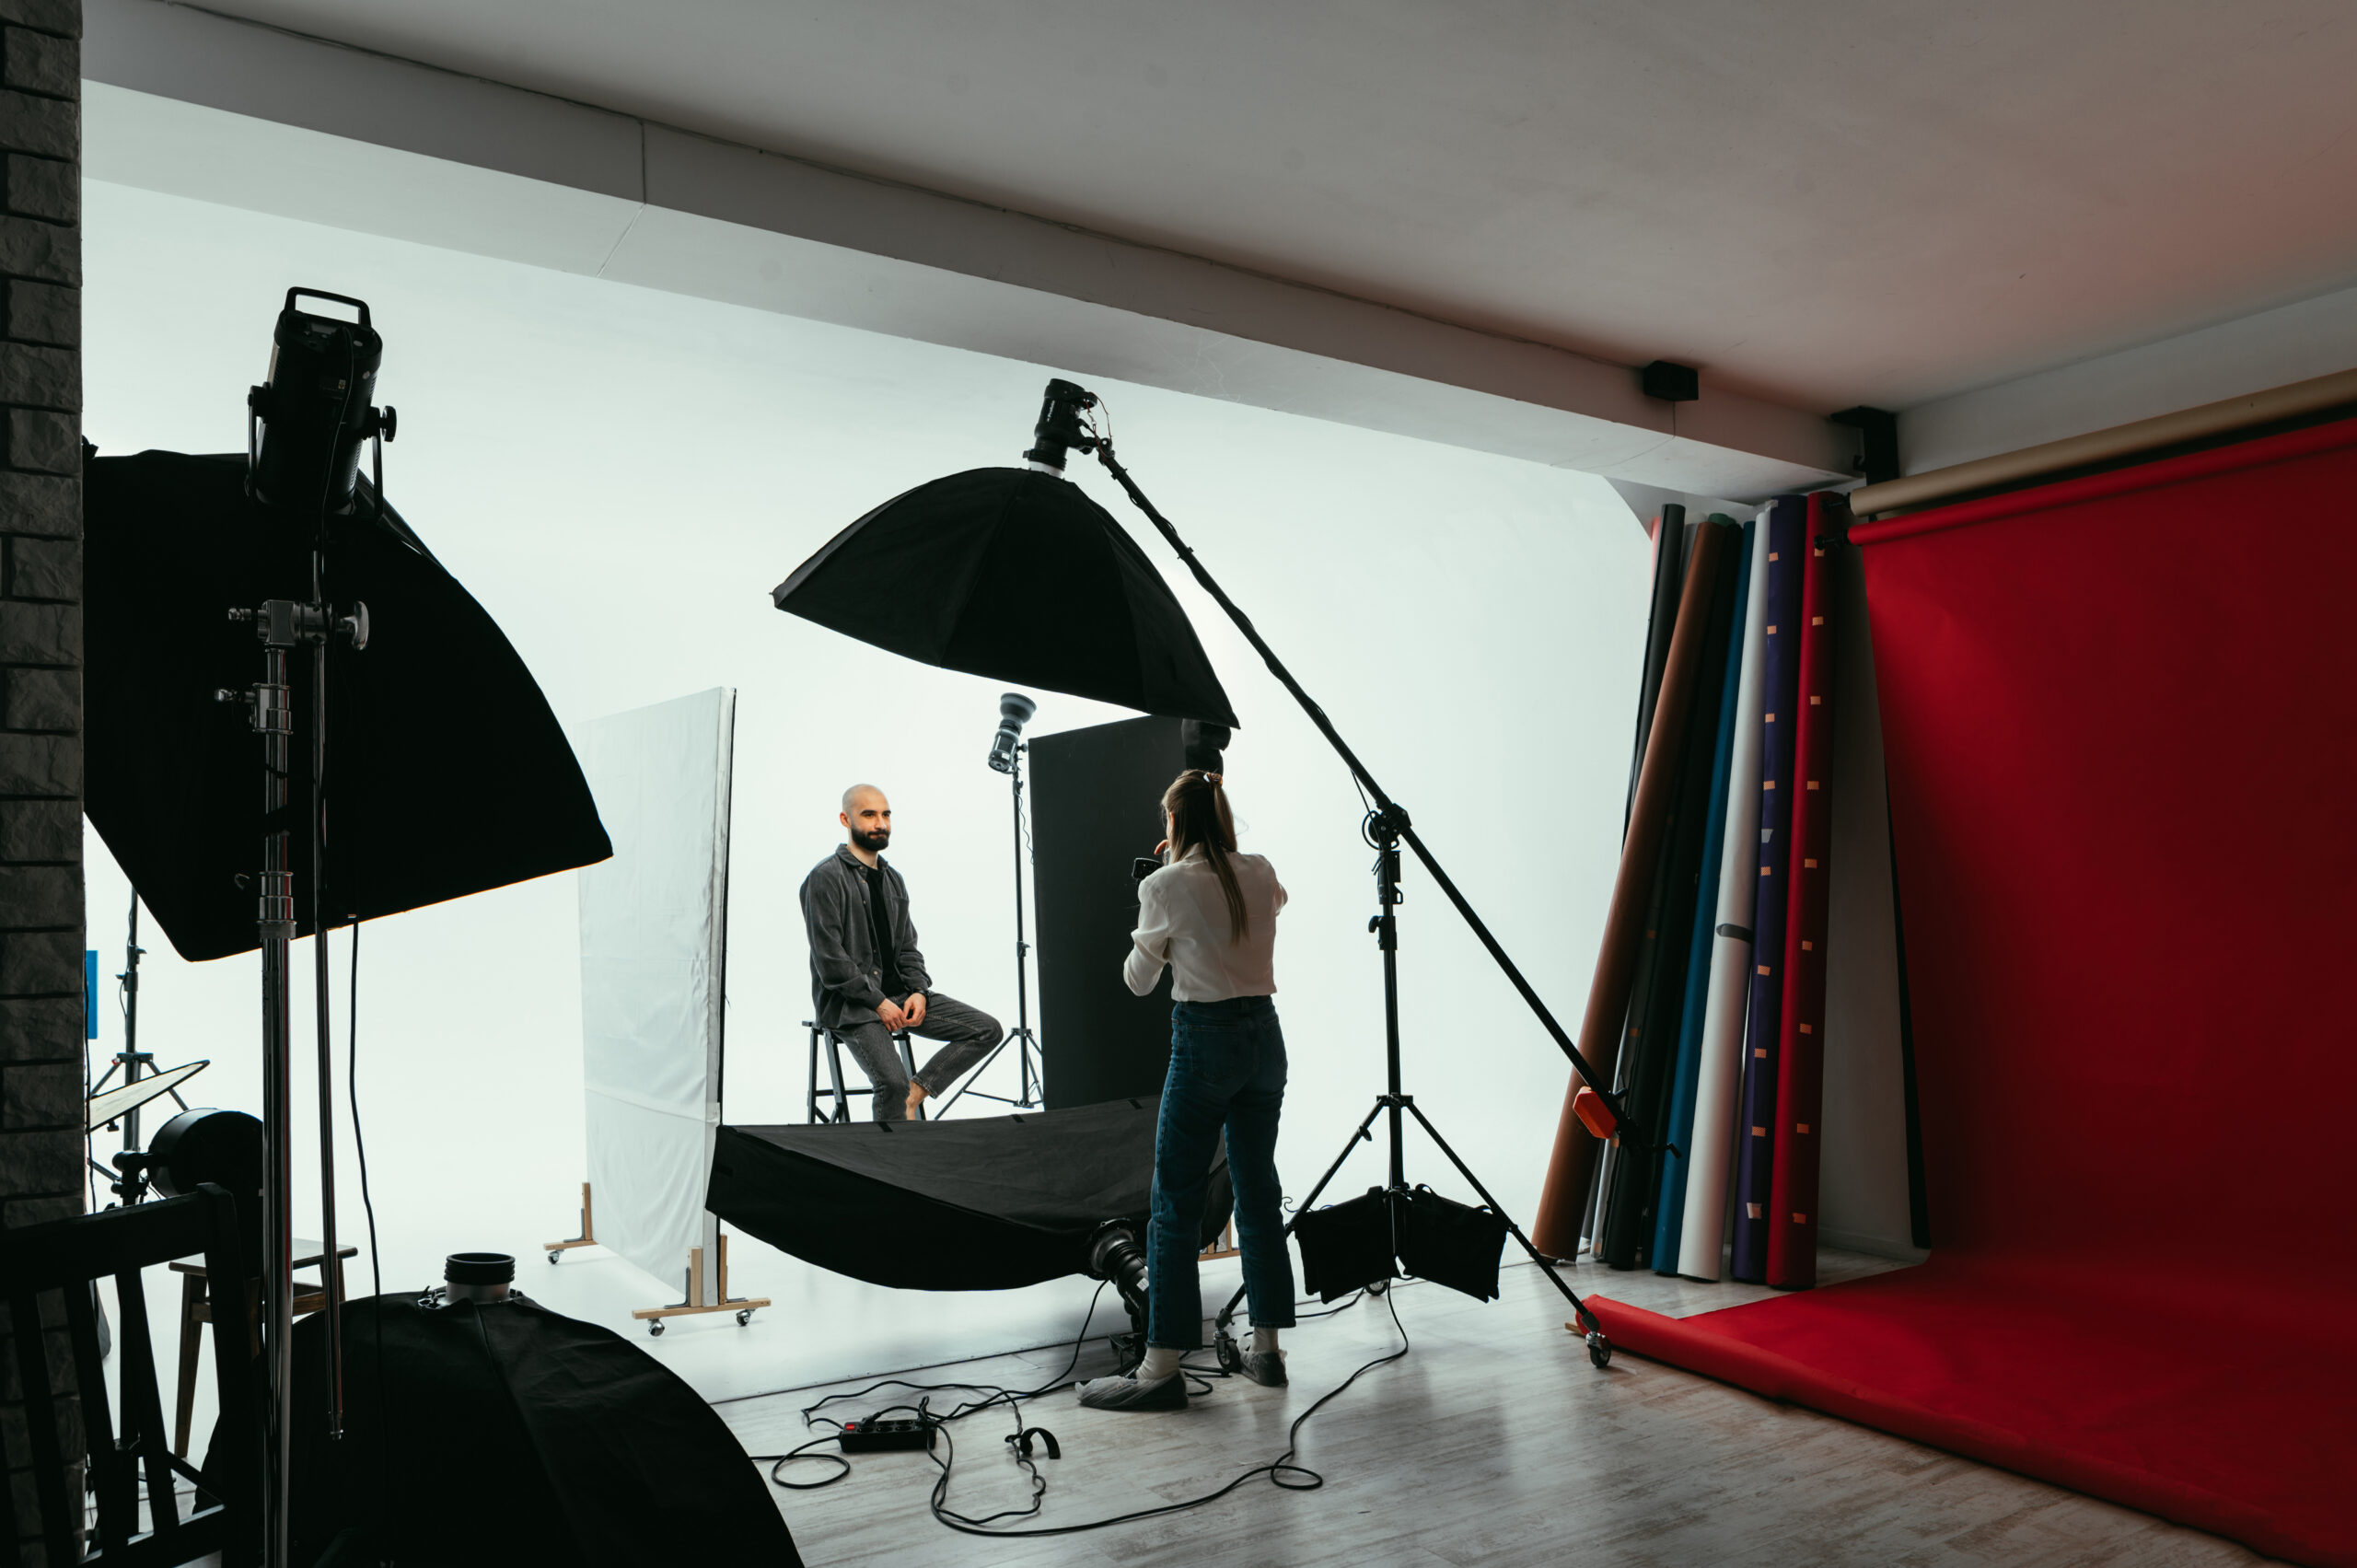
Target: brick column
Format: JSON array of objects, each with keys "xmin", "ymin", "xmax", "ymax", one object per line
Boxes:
[{"xmin": 0, "ymin": 0, "xmax": 81, "ymax": 1554}]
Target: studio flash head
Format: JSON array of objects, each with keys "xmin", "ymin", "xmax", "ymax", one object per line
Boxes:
[
  {"xmin": 1023, "ymin": 378, "xmax": 1097, "ymax": 473},
  {"xmin": 987, "ymin": 691, "xmax": 1037, "ymax": 774},
  {"xmin": 247, "ymin": 287, "xmax": 396, "ymax": 516}
]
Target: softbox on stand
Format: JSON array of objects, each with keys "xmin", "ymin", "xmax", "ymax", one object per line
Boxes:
[
  {"xmin": 773, "ymin": 466, "xmax": 1238, "ymax": 728},
  {"xmin": 84, "ymin": 450, "xmax": 612, "ymax": 960}
]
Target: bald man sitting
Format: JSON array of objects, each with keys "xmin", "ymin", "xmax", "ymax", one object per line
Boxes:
[{"xmin": 800, "ymin": 784, "xmax": 1004, "ymax": 1121}]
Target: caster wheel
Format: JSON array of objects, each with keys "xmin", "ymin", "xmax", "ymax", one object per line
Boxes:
[
  {"xmin": 1367, "ymin": 1279, "xmax": 1388, "ymax": 1297},
  {"xmin": 648, "ymin": 1321, "xmax": 665, "ymax": 1337},
  {"xmin": 547, "ymin": 1251, "xmax": 561, "ymax": 1265},
  {"xmin": 1586, "ymin": 1332, "xmax": 1611, "ymax": 1369},
  {"xmin": 737, "ymin": 1309, "xmax": 752, "ymax": 1326},
  {"xmin": 1213, "ymin": 1334, "xmax": 1242, "ymax": 1375}
]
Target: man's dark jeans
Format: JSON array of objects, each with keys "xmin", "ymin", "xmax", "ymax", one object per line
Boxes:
[
  {"xmin": 1147, "ymin": 995, "xmax": 1297, "ymax": 1348},
  {"xmin": 836, "ymin": 991, "xmax": 1000, "ymax": 1121}
]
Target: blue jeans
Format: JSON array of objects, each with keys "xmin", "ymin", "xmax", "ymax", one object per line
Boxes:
[{"xmin": 1148, "ymin": 995, "xmax": 1297, "ymax": 1348}]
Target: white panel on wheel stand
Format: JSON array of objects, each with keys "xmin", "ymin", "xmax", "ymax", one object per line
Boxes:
[{"xmin": 575, "ymin": 687, "xmax": 735, "ymax": 1295}]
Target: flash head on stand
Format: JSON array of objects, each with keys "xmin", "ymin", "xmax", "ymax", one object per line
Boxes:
[
  {"xmin": 1023, "ymin": 378, "xmax": 1098, "ymax": 473},
  {"xmin": 248, "ymin": 286, "xmax": 396, "ymax": 514},
  {"xmin": 987, "ymin": 691, "xmax": 1037, "ymax": 774}
]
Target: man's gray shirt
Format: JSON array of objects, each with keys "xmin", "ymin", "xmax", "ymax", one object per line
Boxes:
[{"xmin": 801, "ymin": 845, "xmax": 934, "ymax": 1029}]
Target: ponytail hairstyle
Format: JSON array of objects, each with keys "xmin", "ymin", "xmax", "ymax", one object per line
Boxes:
[{"xmin": 1162, "ymin": 768, "xmax": 1248, "ymax": 944}]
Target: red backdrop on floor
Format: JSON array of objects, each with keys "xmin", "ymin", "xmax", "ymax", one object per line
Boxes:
[{"xmin": 1588, "ymin": 418, "xmax": 2357, "ymax": 1567}]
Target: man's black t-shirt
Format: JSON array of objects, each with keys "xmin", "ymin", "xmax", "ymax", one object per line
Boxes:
[{"xmin": 863, "ymin": 862, "xmax": 905, "ymax": 997}]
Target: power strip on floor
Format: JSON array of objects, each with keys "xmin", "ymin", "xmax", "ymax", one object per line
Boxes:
[{"xmin": 839, "ymin": 1417, "xmax": 935, "ymax": 1453}]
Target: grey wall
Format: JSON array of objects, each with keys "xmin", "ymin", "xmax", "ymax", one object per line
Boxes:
[{"xmin": 0, "ymin": 0, "xmax": 83, "ymax": 1552}]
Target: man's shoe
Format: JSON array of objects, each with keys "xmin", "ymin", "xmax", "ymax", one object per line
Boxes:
[
  {"xmin": 1076, "ymin": 1370, "xmax": 1187, "ymax": 1411},
  {"xmin": 1241, "ymin": 1349, "xmax": 1287, "ymax": 1388}
]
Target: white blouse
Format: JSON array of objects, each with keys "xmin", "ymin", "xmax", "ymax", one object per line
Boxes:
[{"xmin": 1124, "ymin": 848, "xmax": 1286, "ymax": 1003}]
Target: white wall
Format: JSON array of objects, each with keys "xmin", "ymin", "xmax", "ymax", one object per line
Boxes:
[
  {"xmin": 1898, "ymin": 280, "xmax": 2357, "ymax": 474},
  {"xmin": 80, "ymin": 181, "xmax": 1648, "ymax": 1353}
]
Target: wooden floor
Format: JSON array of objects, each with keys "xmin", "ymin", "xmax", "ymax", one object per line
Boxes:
[{"xmin": 718, "ymin": 1251, "xmax": 2276, "ymax": 1567}]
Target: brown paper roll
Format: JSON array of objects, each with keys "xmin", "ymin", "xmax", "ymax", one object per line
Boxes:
[{"xmin": 1531, "ymin": 519, "xmax": 1733, "ymax": 1258}]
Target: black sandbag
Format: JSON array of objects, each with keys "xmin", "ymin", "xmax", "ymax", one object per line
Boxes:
[
  {"xmin": 1397, "ymin": 1186, "xmax": 1511, "ymax": 1302},
  {"xmin": 1598, "ymin": 520, "xmax": 1744, "ymax": 1268},
  {"xmin": 1294, "ymin": 1188, "xmax": 1398, "ymax": 1302},
  {"xmin": 709, "ymin": 1097, "xmax": 1231, "ymax": 1291},
  {"xmin": 277, "ymin": 1292, "xmax": 797, "ymax": 1568}
]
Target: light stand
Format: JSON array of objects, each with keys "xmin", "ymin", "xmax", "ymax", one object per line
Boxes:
[
  {"xmin": 939, "ymin": 694, "xmax": 1044, "ymax": 1115},
  {"xmin": 84, "ymin": 891, "xmax": 168, "ymax": 1204},
  {"xmin": 1022, "ymin": 378, "xmax": 1634, "ymax": 1367},
  {"xmin": 219, "ymin": 288, "xmax": 394, "ymax": 1566}
]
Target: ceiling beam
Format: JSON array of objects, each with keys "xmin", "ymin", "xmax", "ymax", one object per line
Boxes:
[{"xmin": 84, "ymin": 0, "xmax": 1854, "ymax": 498}]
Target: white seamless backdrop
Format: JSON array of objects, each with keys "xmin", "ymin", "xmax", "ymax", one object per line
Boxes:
[{"xmin": 80, "ymin": 180, "xmax": 1647, "ymax": 1387}]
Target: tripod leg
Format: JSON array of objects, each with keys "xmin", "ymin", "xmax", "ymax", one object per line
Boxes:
[
  {"xmin": 1215, "ymin": 1097, "xmax": 1387, "ymax": 1332},
  {"xmin": 1401, "ymin": 1100, "xmax": 1609, "ymax": 1361}
]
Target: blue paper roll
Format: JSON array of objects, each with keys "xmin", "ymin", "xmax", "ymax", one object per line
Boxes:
[{"xmin": 1651, "ymin": 519, "xmax": 1753, "ymax": 1273}]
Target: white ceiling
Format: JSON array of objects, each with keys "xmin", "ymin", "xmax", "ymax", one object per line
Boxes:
[{"xmin": 198, "ymin": 0, "xmax": 2357, "ymax": 413}]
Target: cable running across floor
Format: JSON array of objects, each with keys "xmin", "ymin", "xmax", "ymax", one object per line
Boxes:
[{"xmin": 746, "ymin": 1279, "xmax": 1408, "ymax": 1537}]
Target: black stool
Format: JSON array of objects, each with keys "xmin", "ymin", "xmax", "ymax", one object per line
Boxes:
[{"xmin": 807, "ymin": 1019, "xmax": 922, "ymax": 1123}]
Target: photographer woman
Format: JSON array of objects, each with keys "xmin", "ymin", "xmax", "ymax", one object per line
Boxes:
[{"xmin": 1080, "ymin": 769, "xmax": 1295, "ymax": 1411}]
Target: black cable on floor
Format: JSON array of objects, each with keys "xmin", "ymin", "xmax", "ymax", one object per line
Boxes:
[
  {"xmin": 347, "ymin": 920, "xmax": 387, "ymax": 1438},
  {"xmin": 749, "ymin": 1277, "xmax": 1406, "ymax": 1538},
  {"xmin": 925, "ymin": 1284, "xmax": 1411, "ymax": 1538}
]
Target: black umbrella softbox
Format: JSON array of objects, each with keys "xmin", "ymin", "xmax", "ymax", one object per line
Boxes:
[
  {"xmin": 773, "ymin": 466, "xmax": 1238, "ymax": 728},
  {"xmin": 84, "ymin": 452, "xmax": 611, "ymax": 960}
]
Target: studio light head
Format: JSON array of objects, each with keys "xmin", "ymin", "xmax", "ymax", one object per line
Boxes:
[
  {"xmin": 987, "ymin": 691, "xmax": 1037, "ymax": 774},
  {"xmin": 1023, "ymin": 377, "xmax": 1098, "ymax": 473},
  {"xmin": 248, "ymin": 287, "xmax": 397, "ymax": 515}
]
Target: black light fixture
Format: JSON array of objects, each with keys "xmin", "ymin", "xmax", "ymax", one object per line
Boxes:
[
  {"xmin": 773, "ymin": 377, "xmax": 1654, "ymax": 1371},
  {"xmin": 247, "ymin": 289, "xmax": 395, "ymax": 514},
  {"xmin": 986, "ymin": 691, "xmax": 1036, "ymax": 774},
  {"xmin": 936, "ymin": 690, "xmax": 1045, "ymax": 1117}
]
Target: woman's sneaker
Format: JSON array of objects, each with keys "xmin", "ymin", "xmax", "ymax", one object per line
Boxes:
[
  {"xmin": 1241, "ymin": 1343, "xmax": 1287, "ymax": 1388},
  {"xmin": 1076, "ymin": 1369, "xmax": 1187, "ymax": 1411}
]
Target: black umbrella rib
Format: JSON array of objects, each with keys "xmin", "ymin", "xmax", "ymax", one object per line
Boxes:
[{"xmin": 1089, "ymin": 444, "xmax": 1628, "ymax": 1123}]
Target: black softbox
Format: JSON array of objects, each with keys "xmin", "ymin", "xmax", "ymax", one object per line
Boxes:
[
  {"xmin": 84, "ymin": 452, "xmax": 611, "ymax": 960},
  {"xmin": 709, "ymin": 1097, "xmax": 1230, "ymax": 1291},
  {"xmin": 772, "ymin": 466, "xmax": 1239, "ymax": 728},
  {"xmin": 280, "ymin": 1293, "xmax": 798, "ymax": 1567}
]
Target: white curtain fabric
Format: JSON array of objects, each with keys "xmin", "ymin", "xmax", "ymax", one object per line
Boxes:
[{"xmin": 575, "ymin": 688, "xmax": 736, "ymax": 1294}]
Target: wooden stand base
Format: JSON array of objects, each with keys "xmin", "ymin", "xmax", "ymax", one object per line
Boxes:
[
  {"xmin": 544, "ymin": 1181, "xmax": 598, "ymax": 1263},
  {"xmin": 632, "ymin": 1232, "xmax": 770, "ymax": 1336}
]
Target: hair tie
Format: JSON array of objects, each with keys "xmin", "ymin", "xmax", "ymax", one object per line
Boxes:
[{"xmin": 1205, "ymin": 772, "xmax": 1223, "ymax": 786}]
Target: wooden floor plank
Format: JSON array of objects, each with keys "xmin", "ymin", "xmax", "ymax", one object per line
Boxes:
[{"xmin": 718, "ymin": 1252, "xmax": 2278, "ymax": 1567}]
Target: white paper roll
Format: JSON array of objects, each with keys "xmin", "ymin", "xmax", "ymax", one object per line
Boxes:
[{"xmin": 1675, "ymin": 514, "xmax": 1772, "ymax": 1279}]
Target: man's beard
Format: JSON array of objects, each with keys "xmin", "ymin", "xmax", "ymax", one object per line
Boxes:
[{"xmin": 853, "ymin": 827, "xmax": 891, "ymax": 853}]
